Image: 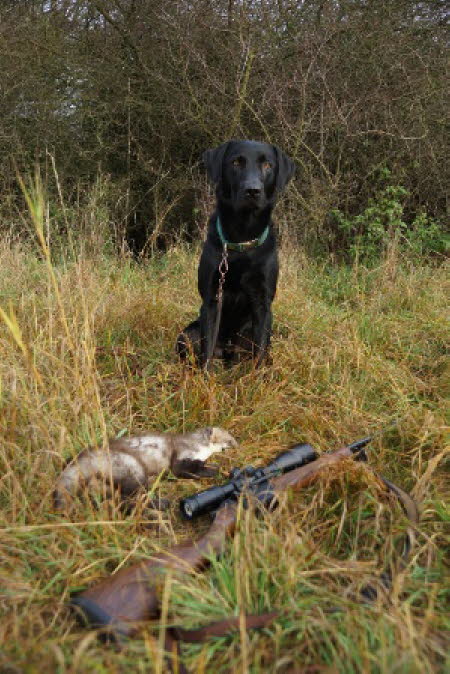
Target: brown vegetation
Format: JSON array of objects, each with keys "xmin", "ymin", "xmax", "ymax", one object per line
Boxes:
[
  {"xmin": 0, "ymin": 1, "xmax": 448, "ymax": 252},
  {"xmin": 0, "ymin": 212, "xmax": 448, "ymax": 670},
  {"xmin": 0, "ymin": 3, "xmax": 448, "ymax": 671}
]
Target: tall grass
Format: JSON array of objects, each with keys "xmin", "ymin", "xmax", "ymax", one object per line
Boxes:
[{"xmin": 0, "ymin": 185, "xmax": 448, "ymax": 673}]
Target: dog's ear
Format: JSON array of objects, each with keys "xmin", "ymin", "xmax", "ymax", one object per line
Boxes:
[
  {"xmin": 202, "ymin": 142, "xmax": 232, "ymax": 185},
  {"xmin": 272, "ymin": 145, "xmax": 296, "ymax": 192}
]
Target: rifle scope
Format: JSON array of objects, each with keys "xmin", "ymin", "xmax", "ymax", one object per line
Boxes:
[{"xmin": 180, "ymin": 443, "xmax": 317, "ymax": 520}]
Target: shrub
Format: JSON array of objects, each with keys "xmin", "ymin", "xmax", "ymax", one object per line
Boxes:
[{"xmin": 331, "ymin": 180, "xmax": 448, "ymax": 262}]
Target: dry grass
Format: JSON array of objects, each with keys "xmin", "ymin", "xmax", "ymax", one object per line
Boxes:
[{"xmin": 0, "ymin": 201, "xmax": 448, "ymax": 672}]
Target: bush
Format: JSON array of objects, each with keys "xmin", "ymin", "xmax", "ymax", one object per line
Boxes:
[{"xmin": 331, "ymin": 178, "xmax": 448, "ymax": 262}]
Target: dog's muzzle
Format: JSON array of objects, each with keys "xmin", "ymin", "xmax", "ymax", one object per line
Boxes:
[{"xmin": 239, "ymin": 182, "xmax": 264, "ymax": 208}]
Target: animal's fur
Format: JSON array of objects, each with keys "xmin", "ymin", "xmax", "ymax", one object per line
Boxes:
[
  {"xmin": 53, "ymin": 427, "xmax": 237, "ymax": 510},
  {"xmin": 176, "ymin": 139, "xmax": 295, "ymax": 369}
]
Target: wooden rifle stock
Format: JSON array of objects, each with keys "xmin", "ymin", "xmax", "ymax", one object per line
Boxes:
[
  {"xmin": 71, "ymin": 501, "xmax": 238, "ymax": 639},
  {"xmin": 71, "ymin": 443, "xmax": 365, "ymax": 640}
]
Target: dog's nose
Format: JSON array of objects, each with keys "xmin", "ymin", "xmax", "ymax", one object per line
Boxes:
[{"xmin": 245, "ymin": 187, "xmax": 261, "ymax": 198}]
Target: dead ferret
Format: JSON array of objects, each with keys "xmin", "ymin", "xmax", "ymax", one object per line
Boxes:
[{"xmin": 53, "ymin": 426, "xmax": 237, "ymax": 510}]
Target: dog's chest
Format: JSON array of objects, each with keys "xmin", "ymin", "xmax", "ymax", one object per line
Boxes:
[{"xmin": 222, "ymin": 255, "xmax": 265, "ymax": 294}]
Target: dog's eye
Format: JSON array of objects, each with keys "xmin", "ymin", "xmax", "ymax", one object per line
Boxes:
[
  {"xmin": 262, "ymin": 161, "xmax": 272, "ymax": 172},
  {"xmin": 232, "ymin": 158, "xmax": 242, "ymax": 168}
]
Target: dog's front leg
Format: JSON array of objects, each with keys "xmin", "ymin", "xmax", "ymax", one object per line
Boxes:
[
  {"xmin": 242, "ymin": 273, "xmax": 273, "ymax": 367},
  {"xmin": 199, "ymin": 300, "xmax": 219, "ymax": 370},
  {"xmin": 251, "ymin": 300, "xmax": 273, "ymax": 367}
]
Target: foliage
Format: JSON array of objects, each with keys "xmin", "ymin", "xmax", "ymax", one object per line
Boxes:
[
  {"xmin": 0, "ymin": 0, "xmax": 448, "ymax": 253},
  {"xmin": 331, "ymin": 175, "xmax": 448, "ymax": 261}
]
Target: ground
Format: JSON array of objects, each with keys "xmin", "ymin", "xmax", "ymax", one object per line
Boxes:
[{"xmin": 0, "ymin": 234, "xmax": 448, "ymax": 673}]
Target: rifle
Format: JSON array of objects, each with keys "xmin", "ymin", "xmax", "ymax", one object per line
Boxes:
[{"xmin": 72, "ymin": 436, "xmax": 418, "ymax": 643}]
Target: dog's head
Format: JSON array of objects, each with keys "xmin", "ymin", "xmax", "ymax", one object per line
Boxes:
[{"xmin": 203, "ymin": 140, "xmax": 295, "ymax": 213}]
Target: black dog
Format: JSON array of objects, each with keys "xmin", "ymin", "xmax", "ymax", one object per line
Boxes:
[{"xmin": 176, "ymin": 139, "xmax": 295, "ymax": 369}]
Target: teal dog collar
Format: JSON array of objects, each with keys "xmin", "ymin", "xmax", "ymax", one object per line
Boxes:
[{"xmin": 216, "ymin": 217, "xmax": 269, "ymax": 252}]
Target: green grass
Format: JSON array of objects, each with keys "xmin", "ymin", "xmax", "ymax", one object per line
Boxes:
[{"xmin": 0, "ymin": 204, "xmax": 448, "ymax": 672}]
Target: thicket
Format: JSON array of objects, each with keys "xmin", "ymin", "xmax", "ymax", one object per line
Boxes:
[{"xmin": 1, "ymin": 0, "xmax": 448, "ymax": 256}]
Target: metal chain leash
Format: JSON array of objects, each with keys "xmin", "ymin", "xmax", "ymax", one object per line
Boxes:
[
  {"xmin": 216, "ymin": 244, "xmax": 229, "ymax": 302},
  {"xmin": 209, "ymin": 245, "xmax": 229, "ymax": 366}
]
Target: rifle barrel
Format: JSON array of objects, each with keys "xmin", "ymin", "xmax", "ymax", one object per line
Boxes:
[{"xmin": 348, "ymin": 436, "xmax": 372, "ymax": 454}]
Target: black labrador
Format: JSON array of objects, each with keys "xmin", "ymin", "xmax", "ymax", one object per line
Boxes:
[{"xmin": 176, "ymin": 139, "xmax": 295, "ymax": 369}]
